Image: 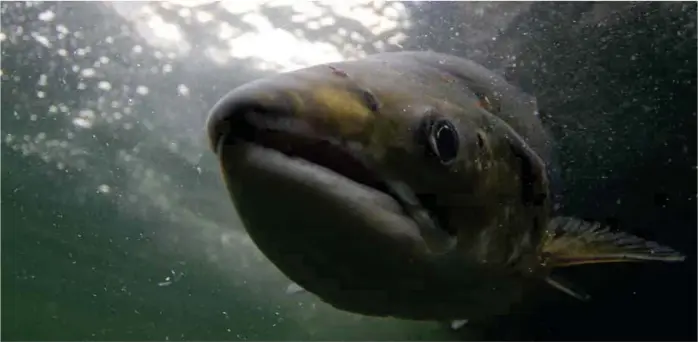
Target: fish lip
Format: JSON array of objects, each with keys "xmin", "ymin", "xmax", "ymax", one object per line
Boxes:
[
  {"xmin": 215, "ymin": 131, "xmax": 228, "ymax": 156},
  {"xmin": 224, "ymin": 119, "xmax": 393, "ymax": 197},
  {"xmin": 208, "ymin": 95, "xmax": 398, "ymax": 204}
]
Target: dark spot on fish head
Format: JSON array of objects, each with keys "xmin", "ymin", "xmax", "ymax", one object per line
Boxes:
[
  {"xmin": 475, "ymin": 130, "xmax": 488, "ymax": 151},
  {"xmin": 474, "ymin": 91, "xmax": 501, "ymax": 114},
  {"xmin": 326, "ymin": 65, "xmax": 380, "ymax": 114},
  {"xmin": 360, "ymin": 88, "xmax": 380, "ymax": 113},
  {"xmin": 328, "ymin": 65, "xmax": 348, "ymax": 78}
]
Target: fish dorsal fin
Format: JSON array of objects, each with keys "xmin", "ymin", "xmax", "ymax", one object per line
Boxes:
[{"xmin": 542, "ymin": 216, "xmax": 686, "ymax": 268}]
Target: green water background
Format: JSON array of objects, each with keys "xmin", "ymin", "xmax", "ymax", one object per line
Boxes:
[{"xmin": 2, "ymin": 2, "xmax": 696, "ymax": 340}]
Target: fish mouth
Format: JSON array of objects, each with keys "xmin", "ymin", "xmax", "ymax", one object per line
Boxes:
[
  {"xmin": 207, "ymin": 92, "xmax": 457, "ymax": 249},
  {"xmin": 212, "ymin": 106, "xmax": 394, "ymax": 208}
]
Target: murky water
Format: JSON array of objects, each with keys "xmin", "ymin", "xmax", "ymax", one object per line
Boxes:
[{"xmin": 2, "ymin": 2, "xmax": 695, "ymax": 340}]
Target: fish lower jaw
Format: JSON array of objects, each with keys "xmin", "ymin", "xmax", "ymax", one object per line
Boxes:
[
  {"xmin": 236, "ymin": 142, "xmax": 457, "ymax": 252},
  {"xmin": 220, "ymin": 142, "xmax": 409, "ymax": 217}
]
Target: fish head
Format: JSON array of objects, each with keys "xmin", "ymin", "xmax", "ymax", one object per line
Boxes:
[{"xmin": 206, "ymin": 53, "xmax": 549, "ymax": 317}]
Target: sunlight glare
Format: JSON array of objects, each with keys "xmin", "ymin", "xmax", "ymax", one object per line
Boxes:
[{"xmin": 105, "ymin": 0, "xmax": 410, "ymax": 72}]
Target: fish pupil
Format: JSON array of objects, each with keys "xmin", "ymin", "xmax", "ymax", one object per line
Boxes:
[{"xmin": 430, "ymin": 119, "xmax": 459, "ymax": 164}]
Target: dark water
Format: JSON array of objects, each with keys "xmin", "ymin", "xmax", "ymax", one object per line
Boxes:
[{"xmin": 2, "ymin": 2, "xmax": 695, "ymax": 341}]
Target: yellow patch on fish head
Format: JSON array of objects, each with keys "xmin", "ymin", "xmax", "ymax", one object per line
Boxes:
[
  {"xmin": 293, "ymin": 81, "xmax": 412, "ymax": 163},
  {"xmin": 305, "ymin": 86, "xmax": 375, "ymax": 138}
]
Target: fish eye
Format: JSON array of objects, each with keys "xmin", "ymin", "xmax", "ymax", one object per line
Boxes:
[{"xmin": 426, "ymin": 118, "xmax": 459, "ymax": 165}]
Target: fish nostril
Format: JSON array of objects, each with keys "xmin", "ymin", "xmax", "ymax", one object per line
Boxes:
[
  {"xmin": 216, "ymin": 110, "xmax": 260, "ymax": 148},
  {"xmin": 207, "ymin": 96, "xmax": 273, "ymax": 151},
  {"xmin": 207, "ymin": 87, "xmax": 297, "ymax": 153}
]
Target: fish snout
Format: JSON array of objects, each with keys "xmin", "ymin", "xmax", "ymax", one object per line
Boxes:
[{"xmin": 206, "ymin": 86, "xmax": 301, "ymax": 155}]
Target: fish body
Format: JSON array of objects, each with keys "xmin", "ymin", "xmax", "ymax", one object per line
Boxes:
[{"xmin": 206, "ymin": 51, "xmax": 684, "ymax": 322}]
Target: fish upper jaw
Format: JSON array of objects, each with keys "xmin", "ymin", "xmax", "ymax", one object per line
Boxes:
[{"xmin": 206, "ymin": 81, "xmax": 300, "ymax": 155}]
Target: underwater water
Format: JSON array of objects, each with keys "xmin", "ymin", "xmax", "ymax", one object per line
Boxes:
[{"xmin": 2, "ymin": 1, "xmax": 695, "ymax": 341}]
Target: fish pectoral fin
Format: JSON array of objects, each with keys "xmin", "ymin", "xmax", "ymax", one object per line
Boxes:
[
  {"xmin": 542, "ymin": 216, "xmax": 685, "ymax": 268},
  {"xmin": 545, "ymin": 275, "xmax": 590, "ymax": 301}
]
